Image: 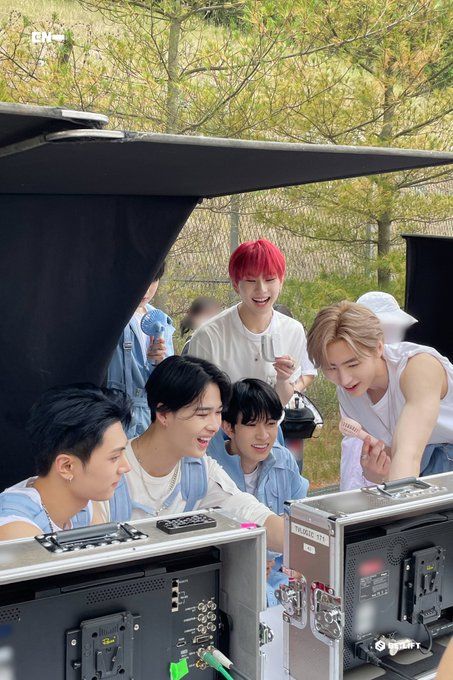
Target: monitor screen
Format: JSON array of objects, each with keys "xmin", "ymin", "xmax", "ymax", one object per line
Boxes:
[{"xmin": 344, "ymin": 512, "xmax": 453, "ymax": 673}]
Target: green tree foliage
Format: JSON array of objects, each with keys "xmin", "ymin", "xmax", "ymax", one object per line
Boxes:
[
  {"xmin": 258, "ymin": 0, "xmax": 452, "ymax": 288},
  {"xmin": 1, "ymin": 1, "xmax": 451, "ymax": 295}
]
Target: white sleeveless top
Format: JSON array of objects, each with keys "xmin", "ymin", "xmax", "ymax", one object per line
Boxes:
[{"xmin": 338, "ymin": 342, "xmax": 453, "ymax": 447}]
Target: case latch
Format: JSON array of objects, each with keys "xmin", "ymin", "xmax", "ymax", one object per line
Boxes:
[
  {"xmin": 312, "ymin": 585, "xmax": 343, "ymax": 642},
  {"xmin": 275, "ymin": 576, "xmax": 307, "ymax": 629}
]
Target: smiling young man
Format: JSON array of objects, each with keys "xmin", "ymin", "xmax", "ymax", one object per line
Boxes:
[
  {"xmin": 208, "ymin": 378, "xmax": 308, "ymax": 605},
  {"xmin": 307, "ymin": 301, "xmax": 453, "ymax": 482},
  {"xmin": 188, "ymin": 239, "xmax": 316, "ymax": 405},
  {"xmin": 340, "ymin": 292, "xmax": 418, "ymax": 491},
  {"xmin": 0, "ymin": 385, "xmax": 131, "ymax": 541},
  {"xmin": 109, "ymin": 355, "xmax": 285, "ymax": 552}
]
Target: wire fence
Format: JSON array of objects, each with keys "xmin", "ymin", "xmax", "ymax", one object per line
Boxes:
[
  {"xmin": 164, "ymin": 180, "xmax": 453, "ymax": 338},
  {"xmin": 159, "ymin": 179, "xmax": 453, "ymax": 485}
]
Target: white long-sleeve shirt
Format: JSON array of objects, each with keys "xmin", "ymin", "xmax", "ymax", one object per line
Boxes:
[{"xmin": 98, "ymin": 441, "xmax": 274, "ymax": 526}]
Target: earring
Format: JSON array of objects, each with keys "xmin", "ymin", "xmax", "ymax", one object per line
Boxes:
[{"xmin": 67, "ymin": 475, "xmax": 73, "ymax": 483}]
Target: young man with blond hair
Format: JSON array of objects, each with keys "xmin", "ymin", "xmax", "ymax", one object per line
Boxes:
[{"xmin": 307, "ymin": 300, "xmax": 453, "ymax": 482}]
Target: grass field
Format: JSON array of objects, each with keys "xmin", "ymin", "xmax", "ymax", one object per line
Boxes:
[
  {"xmin": 0, "ymin": 0, "xmax": 92, "ymax": 21},
  {"xmin": 303, "ymin": 422, "xmax": 342, "ymax": 489}
]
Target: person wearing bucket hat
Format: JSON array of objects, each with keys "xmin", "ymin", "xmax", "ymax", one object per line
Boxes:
[
  {"xmin": 307, "ymin": 300, "xmax": 453, "ymax": 484},
  {"xmin": 356, "ymin": 291, "xmax": 418, "ymax": 343},
  {"xmin": 340, "ymin": 292, "xmax": 418, "ymax": 490}
]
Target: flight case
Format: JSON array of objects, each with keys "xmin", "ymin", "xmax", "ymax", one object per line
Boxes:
[{"xmin": 280, "ymin": 473, "xmax": 453, "ymax": 680}]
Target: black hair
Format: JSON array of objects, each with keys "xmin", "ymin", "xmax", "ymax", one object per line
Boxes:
[
  {"xmin": 152, "ymin": 260, "xmax": 166, "ymax": 282},
  {"xmin": 27, "ymin": 384, "xmax": 132, "ymax": 476},
  {"xmin": 222, "ymin": 378, "xmax": 283, "ymax": 426},
  {"xmin": 145, "ymin": 355, "xmax": 231, "ymax": 421}
]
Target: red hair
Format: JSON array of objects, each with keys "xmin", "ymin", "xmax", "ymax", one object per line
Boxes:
[{"xmin": 228, "ymin": 239, "xmax": 286, "ymax": 285}]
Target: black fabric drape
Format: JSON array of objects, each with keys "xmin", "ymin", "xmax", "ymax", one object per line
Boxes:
[
  {"xmin": 0, "ymin": 194, "xmax": 197, "ymax": 488},
  {"xmin": 404, "ymin": 234, "xmax": 453, "ymax": 362}
]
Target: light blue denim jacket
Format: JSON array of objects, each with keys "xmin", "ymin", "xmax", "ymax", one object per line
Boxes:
[
  {"xmin": 208, "ymin": 430, "xmax": 309, "ymax": 606},
  {"xmin": 106, "ymin": 304, "xmax": 174, "ymax": 437}
]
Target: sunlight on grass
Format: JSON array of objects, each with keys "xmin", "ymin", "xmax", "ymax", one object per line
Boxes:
[
  {"xmin": 0, "ymin": 0, "xmax": 91, "ymax": 22},
  {"xmin": 304, "ymin": 422, "xmax": 342, "ymax": 489}
]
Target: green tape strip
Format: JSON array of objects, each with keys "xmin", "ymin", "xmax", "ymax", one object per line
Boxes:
[{"xmin": 169, "ymin": 658, "xmax": 189, "ymax": 680}]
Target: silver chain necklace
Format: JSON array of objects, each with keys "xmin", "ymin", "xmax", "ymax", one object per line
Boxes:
[
  {"xmin": 135, "ymin": 451, "xmax": 180, "ymax": 515},
  {"xmin": 41, "ymin": 501, "xmax": 57, "ymax": 534},
  {"xmin": 29, "ymin": 480, "xmax": 62, "ymax": 533}
]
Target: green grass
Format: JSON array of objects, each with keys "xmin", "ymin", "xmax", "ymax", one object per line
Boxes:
[
  {"xmin": 0, "ymin": 0, "xmax": 92, "ymax": 22},
  {"xmin": 303, "ymin": 421, "xmax": 342, "ymax": 488}
]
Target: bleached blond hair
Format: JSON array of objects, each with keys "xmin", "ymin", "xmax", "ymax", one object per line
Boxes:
[{"xmin": 307, "ymin": 300, "xmax": 384, "ymax": 368}]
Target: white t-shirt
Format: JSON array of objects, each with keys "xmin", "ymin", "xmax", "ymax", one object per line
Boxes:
[
  {"xmin": 188, "ymin": 305, "xmax": 317, "ymax": 389},
  {"xmin": 338, "ymin": 342, "xmax": 453, "ymax": 447},
  {"xmin": 121, "ymin": 441, "xmax": 273, "ymax": 525},
  {"xmin": 243, "ymin": 466, "xmax": 260, "ymax": 496},
  {"xmin": 0, "ymin": 478, "xmax": 93, "ymax": 532}
]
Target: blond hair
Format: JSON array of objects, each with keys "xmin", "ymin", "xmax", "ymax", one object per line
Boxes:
[{"xmin": 307, "ymin": 300, "xmax": 384, "ymax": 368}]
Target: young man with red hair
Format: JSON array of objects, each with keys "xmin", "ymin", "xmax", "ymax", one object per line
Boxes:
[{"xmin": 189, "ymin": 239, "xmax": 316, "ymax": 405}]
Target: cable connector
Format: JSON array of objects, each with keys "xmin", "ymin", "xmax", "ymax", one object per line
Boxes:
[
  {"xmin": 355, "ymin": 638, "xmax": 419, "ymax": 680},
  {"xmin": 211, "ymin": 648, "xmax": 234, "ymax": 669},
  {"xmin": 200, "ymin": 651, "xmax": 234, "ymax": 680}
]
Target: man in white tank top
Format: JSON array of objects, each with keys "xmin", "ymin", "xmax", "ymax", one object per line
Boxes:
[
  {"xmin": 307, "ymin": 300, "xmax": 453, "ymax": 483},
  {"xmin": 340, "ymin": 292, "xmax": 418, "ymax": 490}
]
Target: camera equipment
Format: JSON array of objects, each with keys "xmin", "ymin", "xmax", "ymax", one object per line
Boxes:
[
  {"xmin": 0, "ymin": 511, "xmax": 266, "ymax": 680},
  {"xmin": 281, "ymin": 392, "xmax": 323, "ymax": 441},
  {"xmin": 280, "ymin": 473, "xmax": 453, "ymax": 679}
]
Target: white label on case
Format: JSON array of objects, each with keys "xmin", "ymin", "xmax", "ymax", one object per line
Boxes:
[
  {"xmin": 303, "ymin": 542, "xmax": 316, "ymax": 554},
  {"xmin": 291, "ymin": 523, "xmax": 330, "ymax": 546}
]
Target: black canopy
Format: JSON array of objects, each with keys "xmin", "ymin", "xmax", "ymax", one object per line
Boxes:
[
  {"xmin": 1, "ymin": 127, "xmax": 452, "ymax": 197},
  {"xmin": 0, "ymin": 101, "xmax": 452, "ymax": 487}
]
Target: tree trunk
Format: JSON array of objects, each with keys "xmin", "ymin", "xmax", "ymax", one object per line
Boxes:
[{"xmin": 165, "ymin": 1, "xmax": 182, "ymax": 134}]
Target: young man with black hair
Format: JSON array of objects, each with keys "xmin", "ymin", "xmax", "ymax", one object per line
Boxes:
[
  {"xmin": 208, "ymin": 378, "xmax": 308, "ymax": 604},
  {"xmin": 108, "ymin": 355, "xmax": 285, "ymax": 552},
  {"xmin": 107, "ymin": 260, "xmax": 175, "ymax": 437},
  {"xmin": 0, "ymin": 385, "xmax": 131, "ymax": 541}
]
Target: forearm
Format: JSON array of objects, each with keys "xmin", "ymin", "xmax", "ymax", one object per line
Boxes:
[
  {"xmin": 389, "ymin": 402, "xmax": 439, "ymax": 480},
  {"xmin": 294, "ymin": 374, "xmax": 315, "ymax": 392},
  {"xmin": 275, "ymin": 379, "xmax": 294, "ymax": 406},
  {"xmin": 263, "ymin": 514, "xmax": 284, "ymax": 553}
]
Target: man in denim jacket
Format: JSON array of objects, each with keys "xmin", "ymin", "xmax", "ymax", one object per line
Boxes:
[{"xmin": 208, "ymin": 378, "xmax": 309, "ymax": 606}]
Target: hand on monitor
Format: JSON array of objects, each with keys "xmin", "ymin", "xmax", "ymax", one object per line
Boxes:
[{"xmin": 360, "ymin": 436, "xmax": 391, "ymax": 484}]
